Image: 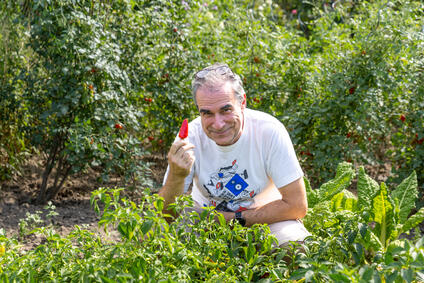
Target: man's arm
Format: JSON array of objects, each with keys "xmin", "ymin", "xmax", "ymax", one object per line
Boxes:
[
  {"xmin": 158, "ymin": 140, "xmax": 195, "ymax": 214},
  {"xmin": 218, "ymin": 177, "xmax": 308, "ymax": 226}
]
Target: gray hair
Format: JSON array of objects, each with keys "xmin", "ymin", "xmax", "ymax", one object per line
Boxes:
[{"xmin": 191, "ymin": 63, "xmax": 245, "ymax": 107}]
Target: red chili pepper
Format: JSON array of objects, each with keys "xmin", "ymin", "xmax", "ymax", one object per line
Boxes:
[{"xmin": 179, "ymin": 119, "xmax": 188, "ymax": 139}]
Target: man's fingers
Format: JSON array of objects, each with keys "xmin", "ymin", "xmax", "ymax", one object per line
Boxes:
[
  {"xmin": 168, "ymin": 140, "xmax": 195, "ymax": 174},
  {"xmin": 170, "ymin": 140, "xmax": 195, "ymax": 156}
]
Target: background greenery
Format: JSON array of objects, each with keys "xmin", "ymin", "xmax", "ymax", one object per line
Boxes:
[{"xmin": 2, "ymin": 0, "xmax": 423, "ymax": 202}]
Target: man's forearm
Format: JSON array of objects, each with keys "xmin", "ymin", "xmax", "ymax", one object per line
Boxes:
[
  {"xmin": 241, "ymin": 198, "xmax": 307, "ymax": 227},
  {"xmin": 158, "ymin": 175, "xmax": 186, "ymax": 214}
]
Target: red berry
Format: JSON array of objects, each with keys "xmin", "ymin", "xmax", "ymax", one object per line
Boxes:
[
  {"xmin": 89, "ymin": 84, "xmax": 94, "ymax": 90},
  {"xmin": 400, "ymin": 114, "xmax": 406, "ymax": 122},
  {"xmin": 346, "ymin": 133, "xmax": 352, "ymax": 138},
  {"xmin": 148, "ymin": 136, "xmax": 154, "ymax": 141},
  {"xmin": 349, "ymin": 87, "xmax": 356, "ymax": 94},
  {"xmin": 148, "ymin": 98, "xmax": 153, "ymax": 103},
  {"xmin": 91, "ymin": 67, "xmax": 96, "ymax": 73},
  {"xmin": 114, "ymin": 123, "xmax": 123, "ymax": 129},
  {"xmin": 158, "ymin": 139, "xmax": 163, "ymax": 145},
  {"xmin": 368, "ymin": 137, "xmax": 372, "ymax": 141},
  {"xmin": 173, "ymin": 27, "xmax": 178, "ymax": 32}
]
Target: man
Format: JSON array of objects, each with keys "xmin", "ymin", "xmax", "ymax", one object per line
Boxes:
[{"xmin": 159, "ymin": 63, "xmax": 310, "ymax": 246}]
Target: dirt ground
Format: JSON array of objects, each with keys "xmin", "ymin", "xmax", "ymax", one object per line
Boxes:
[{"xmin": 0, "ymin": 155, "xmax": 168, "ymax": 251}]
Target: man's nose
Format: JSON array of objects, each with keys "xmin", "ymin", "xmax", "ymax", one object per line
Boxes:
[{"xmin": 212, "ymin": 114, "xmax": 225, "ymax": 129}]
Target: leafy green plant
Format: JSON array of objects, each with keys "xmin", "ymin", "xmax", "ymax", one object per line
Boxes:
[
  {"xmin": 18, "ymin": 0, "xmax": 150, "ymax": 203},
  {"xmin": 1, "ymin": 180, "xmax": 423, "ymax": 281},
  {"xmin": 18, "ymin": 210, "xmax": 44, "ymax": 239},
  {"xmin": 305, "ymin": 162, "xmax": 424, "ymax": 256}
]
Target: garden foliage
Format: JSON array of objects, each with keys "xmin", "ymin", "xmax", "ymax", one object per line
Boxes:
[{"xmin": 1, "ymin": 165, "xmax": 424, "ymax": 281}]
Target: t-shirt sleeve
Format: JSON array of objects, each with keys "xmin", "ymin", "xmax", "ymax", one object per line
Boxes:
[{"xmin": 265, "ymin": 123, "xmax": 303, "ymax": 189}]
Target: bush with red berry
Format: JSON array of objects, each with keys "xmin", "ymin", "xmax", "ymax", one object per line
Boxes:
[{"xmin": 1, "ymin": 0, "xmax": 423, "ymax": 200}]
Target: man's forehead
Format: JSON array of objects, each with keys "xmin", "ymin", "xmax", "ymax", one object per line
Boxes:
[{"xmin": 197, "ymin": 81, "xmax": 233, "ymax": 96}]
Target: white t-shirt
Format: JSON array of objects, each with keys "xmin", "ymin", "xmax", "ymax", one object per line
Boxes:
[{"xmin": 163, "ymin": 108, "xmax": 303, "ymax": 212}]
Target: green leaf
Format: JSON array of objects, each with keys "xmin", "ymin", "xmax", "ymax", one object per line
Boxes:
[
  {"xmin": 401, "ymin": 268, "xmax": 413, "ymax": 283},
  {"xmin": 399, "ymin": 207, "xmax": 424, "ymax": 235},
  {"xmin": 304, "ymin": 176, "xmax": 318, "ymax": 207},
  {"xmin": 141, "ymin": 219, "xmax": 154, "ymax": 235},
  {"xmin": 154, "ymin": 198, "xmax": 164, "ymax": 212},
  {"xmin": 331, "ymin": 192, "xmax": 344, "ymax": 211},
  {"xmin": 359, "ymin": 266, "xmax": 374, "ymax": 281},
  {"xmin": 335, "ymin": 161, "xmax": 355, "ymax": 178},
  {"xmin": 390, "ymin": 171, "xmax": 418, "ymax": 222},
  {"xmin": 216, "ymin": 213, "xmax": 226, "ymax": 227},
  {"xmin": 357, "ymin": 167, "xmax": 379, "ymax": 212},
  {"xmin": 330, "ymin": 190, "xmax": 357, "ymax": 212},
  {"xmin": 117, "ymin": 222, "xmax": 129, "ymax": 239},
  {"xmin": 316, "ymin": 168, "xmax": 355, "ymax": 204},
  {"xmin": 372, "ymin": 182, "xmax": 395, "ymax": 249}
]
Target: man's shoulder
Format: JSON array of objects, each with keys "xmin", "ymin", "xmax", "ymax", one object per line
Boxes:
[{"xmin": 245, "ymin": 109, "xmax": 285, "ymax": 133}]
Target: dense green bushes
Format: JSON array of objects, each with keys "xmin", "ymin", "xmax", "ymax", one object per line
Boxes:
[{"xmin": 1, "ymin": 0, "xmax": 423, "ymax": 199}]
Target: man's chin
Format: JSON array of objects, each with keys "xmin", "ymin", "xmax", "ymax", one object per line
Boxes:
[{"xmin": 210, "ymin": 135, "xmax": 232, "ymax": 146}]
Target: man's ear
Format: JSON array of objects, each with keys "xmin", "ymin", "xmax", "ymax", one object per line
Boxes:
[{"xmin": 241, "ymin": 93, "xmax": 247, "ymax": 109}]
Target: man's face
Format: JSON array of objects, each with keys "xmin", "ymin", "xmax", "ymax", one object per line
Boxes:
[{"xmin": 196, "ymin": 82, "xmax": 246, "ymax": 146}]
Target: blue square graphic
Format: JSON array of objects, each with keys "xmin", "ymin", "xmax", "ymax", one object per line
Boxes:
[{"xmin": 225, "ymin": 174, "xmax": 248, "ymax": 196}]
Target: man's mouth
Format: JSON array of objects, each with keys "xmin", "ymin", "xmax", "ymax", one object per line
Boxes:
[{"xmin": 211, "ymin": 127, "xmax": 230, "ymax": 136}]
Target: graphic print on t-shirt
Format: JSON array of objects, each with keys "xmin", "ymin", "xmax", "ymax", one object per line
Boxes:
[{"xmin": 203, "ymin": 159, "xmax": 256, "ymax": 212}]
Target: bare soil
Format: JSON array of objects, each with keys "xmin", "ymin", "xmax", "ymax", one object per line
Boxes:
[{"xmin": 0, "ymin": 154, "xmax": 168, "ymax": 251}]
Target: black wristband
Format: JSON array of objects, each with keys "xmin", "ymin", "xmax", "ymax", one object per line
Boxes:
[{"xmin": 235, "ymin": 211, "xmax": 246, "ymax": 227}]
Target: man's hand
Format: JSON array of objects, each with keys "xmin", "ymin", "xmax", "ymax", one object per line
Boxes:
[
  {"xmin": 167, "ymin": 139, "xmax": 195, "ymax": 178},
  {"xmin": 231, "ymin": 178, "xmax": 307, "ymax": 227},
  {"xmin": 159, "ymin": 139, "xmax": 195, "ymax": 218}
]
